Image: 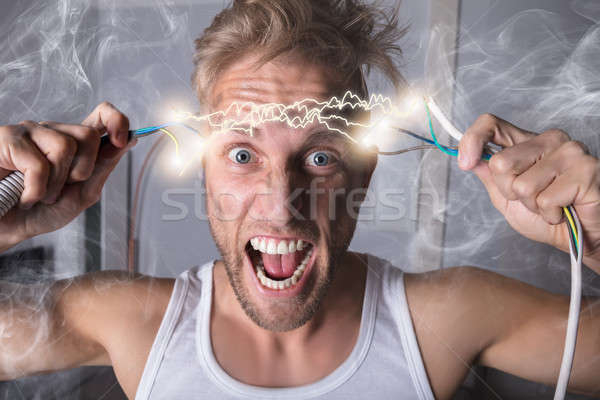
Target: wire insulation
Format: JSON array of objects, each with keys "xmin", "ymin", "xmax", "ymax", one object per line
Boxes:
[{"xmin": 422, "ymin": 98, "xmax": 582, "ymax": 400}]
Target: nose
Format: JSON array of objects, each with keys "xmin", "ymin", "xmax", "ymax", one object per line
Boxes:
[{"xmin": 253, "ymin": 170, "xmax": 305, "ymax": 226}]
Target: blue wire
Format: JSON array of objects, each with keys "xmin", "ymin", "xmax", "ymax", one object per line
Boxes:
[
  {"xmin": 131, "ymin": 122, "xmax": 199, "ymax": 137},
  {"xmin": 423, "ymin": 101, "xmax": 492, "ymax": 161}
]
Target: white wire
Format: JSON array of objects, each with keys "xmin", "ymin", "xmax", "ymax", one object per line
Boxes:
[
  {"xmin": 426, "ymin": 97, "xmax": 581, "ymax": 400},
  {"xmin": 0, "ymin": 171, "xmax": 24, "ymax": 218},
  {"xmin": 426, "ymin": 97, "xmax": 465, "ymax": 142},
  {"xmin": 0, "ymin": 101, "xmax": 586, "ymax": 399},
  {"xmin": 554, "ymin": 207, "xmax": 583, "ymax": 400}
]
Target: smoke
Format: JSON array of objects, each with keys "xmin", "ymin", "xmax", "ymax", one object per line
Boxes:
[
  {"xmin": 407, "ymin": 2, "xmax": 600, "ymax": 296},
  {"xmin": 0, "ymin": 0, "xmax": 599, "ymax": 397},
  {"xmin": 0, "ymin": 0, "xmax": 199, "ymax": 398}
]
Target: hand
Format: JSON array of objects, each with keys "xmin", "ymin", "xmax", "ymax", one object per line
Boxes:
[
  {"xmin": 0, "ymin": 102, "xmax": 136, "ymax": 251},
  {"xmin": 458, "ymin": 114, "xmax": 600, "ymax": 271}
]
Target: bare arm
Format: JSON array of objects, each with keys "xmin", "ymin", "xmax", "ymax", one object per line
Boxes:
[
  {"xmin": 405, "ymin": 267, "xmax": 600, "ymax": 399},
  {"xmin": 0, "ymin": 271, "xmax": 173, "ymax": 382}
]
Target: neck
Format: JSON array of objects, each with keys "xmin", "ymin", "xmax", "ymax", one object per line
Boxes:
[{"xmin": 212, "ymin": 251, "xmax": 367, "ymax": 355}]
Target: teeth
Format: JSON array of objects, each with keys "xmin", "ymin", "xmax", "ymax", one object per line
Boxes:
[
  {"xmin": 277, "ymin": 241, "xmax": 288, "ymax": 255},
  {"xmin": 266, "ymin": 239, "xmax": 277, "ymax": 254},
  {"xmin": 254, "ymin": 248, "xmax": 313, "ymax": 291},
  {"xmin": 249, "ymin": 237, "xmax": 309, "ymax": 255}
]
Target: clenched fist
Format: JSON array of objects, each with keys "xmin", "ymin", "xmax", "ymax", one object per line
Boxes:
[
  {"xmin": 459, "ymin": 114, "xmax": 600, "ymax": 272},
  {"xmin": 0, "ymin": 102, "xmax": 136, "ymax": 252}
]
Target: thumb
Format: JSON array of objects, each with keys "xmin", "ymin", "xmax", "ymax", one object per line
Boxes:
[{"xmin": 471, "ymin": 161, "xmax": 507, "ymax": 209}]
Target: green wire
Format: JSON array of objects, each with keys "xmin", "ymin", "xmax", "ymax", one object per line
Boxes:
[
  {"xmin": 424, "ymin": 101, "xmax": 459, "ymax": 157},
  {"xmin": 423, "ymin": 99, "xmax": 577, "ymax": 251},
  {"xmin": 423, "ymin": 100, "xmax": 491, "ymax": 161}
]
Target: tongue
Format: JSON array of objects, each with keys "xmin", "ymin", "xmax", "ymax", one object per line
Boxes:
[{"xmin": 261, "ymin": 249, "xmax": 306, "ymax": 279}]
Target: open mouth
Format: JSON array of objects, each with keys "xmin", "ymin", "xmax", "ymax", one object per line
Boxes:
[{"xmin": 245, "ymin": 236, "xmax": 315, "ymax": 293}]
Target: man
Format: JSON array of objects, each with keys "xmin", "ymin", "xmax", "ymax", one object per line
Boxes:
[{"xmin": 0, "ymin": 0, "xmax": 598, "ymax": 399}]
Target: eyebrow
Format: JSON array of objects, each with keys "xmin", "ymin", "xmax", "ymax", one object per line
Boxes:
[{"xmin": 212, "ymin": 125, "xmax": 355, "ymax": 153}]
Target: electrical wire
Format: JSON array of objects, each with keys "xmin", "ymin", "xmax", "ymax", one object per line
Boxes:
[
  {"xmin": 0, "ymin": 104, "xmax": 585, "ymax": 399},
  {"xmin": 417, "ymin": 98, "xmax": 582, "ymax": 400},
  {"xmin": 555, "ymin": 204, "xmax": 583, "ymax": 400},
  {"xmin": 377, "ymin": 144, "xmax": 441, "ymax": 156},
  {"xmin": 128, "ymin": 135, "xmax": 166, "ymax": 273}
]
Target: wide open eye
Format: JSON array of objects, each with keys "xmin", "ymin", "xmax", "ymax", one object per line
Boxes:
[
  {"xmin": 228, "ymin": 147, "xmax": 253, "ymax": 164},
  {"xmin": 306, "ymin": 151, "xmax": 332, "ymax": 167}
]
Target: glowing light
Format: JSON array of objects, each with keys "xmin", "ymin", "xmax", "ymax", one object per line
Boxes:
[
  {"xmin": 159, "ymin": 128, "xmax": 180, "ymax": 156},
  {"xmin": 174, "ymin": 90, "xmax": 421, "ymax": 144},
  {"xmin": 156, "ymin": 90, "xmax": 425, "ymax": 170},
  {"xmin": 172, "ymin": 155, "xmax": 183, "ymax": 168}
]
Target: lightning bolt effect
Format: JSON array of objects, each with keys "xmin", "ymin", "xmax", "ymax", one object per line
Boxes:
[
  {"xmin": 151, "ymin": 90, "xmax": 422, "ymax": 175},
  {"xmin": 174, "ymin": 90, "xmax": 418, "ymax": 142}
]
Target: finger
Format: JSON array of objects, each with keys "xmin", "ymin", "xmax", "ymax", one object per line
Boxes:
[
  {"xmin": 23, "ymin": 121, "xmax": 77, "ymax": 205},
  {"xmin": 488, "ymin": 130, "xmax": 571, "ymax": 201},
  {"xmin": 459, "ymin": 113, "xmax": 535, "ymax": 170},
  {"xmin": 510, "ymin": 140, "xmax": 588, "ymax": 214},
  {"xmin": 536, "ymin": 155, "xmax": 600, "ymax": 225},
  {"xmin": 7, "ymin": 137, "xmax": 50, "ymax": 209},
  {"xmin": 39, "ymin": 122, "xmax": 101, "ymax": 182},
  {"xmin": 0, "ymin": 168, "xmax": 10, "ymax": 180},
  {"xmin": 78, "ymin": 139, "xmax": 137, "ymax": 207},
  {"xmin": 470, "ymin": 162, "xmax": 510, "ymax": 212},
  {"xmin": 81, "ymin": 101, "xmax": 129, "ymax": 148}
]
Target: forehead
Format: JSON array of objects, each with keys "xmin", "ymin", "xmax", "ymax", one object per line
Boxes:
[
  {"xmin": 210, "ymin": 53, "xmax": 337, "ymax": 110},
  {"xmin": 206, "ymin": 54, "xmax": 364, "ymax": 146}
]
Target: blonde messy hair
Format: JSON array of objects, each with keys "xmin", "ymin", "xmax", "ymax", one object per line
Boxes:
[{"xmin": 192, "ymin": 0, "xmax": 407, "ymax": 107}]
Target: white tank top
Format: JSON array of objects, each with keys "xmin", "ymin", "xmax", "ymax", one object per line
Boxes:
[{"xmin": 135, "ymin": 255, "xmax": 434, "ymax": 399}]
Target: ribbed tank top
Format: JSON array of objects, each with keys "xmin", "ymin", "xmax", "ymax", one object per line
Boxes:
[{"xmin": 135, "ymin": 254, "xmax": 434, "ymax": 399}]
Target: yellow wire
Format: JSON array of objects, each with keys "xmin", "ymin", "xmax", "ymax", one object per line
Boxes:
[
  {"xmin": 159, "ymin": 128, "xmax": 180, "ymax": 158},
  {"xmin": 563, "ymin": 206, "xmax": 579, "ymax": 249}
]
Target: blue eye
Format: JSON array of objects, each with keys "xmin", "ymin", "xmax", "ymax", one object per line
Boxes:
[
  {"xmin": 229, "ymin": 148, "xmax": 253, "ymax": 164},
  {"xmin": 307, "ymin": 151, "xmax": 330, "ymax": 167}
]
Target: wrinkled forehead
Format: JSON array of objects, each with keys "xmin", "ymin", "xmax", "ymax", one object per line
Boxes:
[
  {"xmin": 210, "ymin": 52, "xmax": 338, "ymax": 109},
  {"xmin": 203, "ymin": 54, "xmax": 367, "ymax": 141},
  {"xmin": 205, "ymin": 100, "xmax": 363, "ymax": 140}
]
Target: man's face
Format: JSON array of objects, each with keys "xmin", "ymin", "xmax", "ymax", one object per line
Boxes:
[{"xmin": 203, "ymin": 54, "xmax": 376, "ymax": 332}]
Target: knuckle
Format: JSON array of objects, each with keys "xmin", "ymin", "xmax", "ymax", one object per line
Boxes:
[
  {"xmin": 78, "ymin": 126, "xmax": 101, "ymax": 147},
  {"xmin": 54, "ymin": 134, "xmax": 77, "ymax": 156},
  {"xmin": 99, "ymin": 101, "xmax": 114, "ymax": 110},
  {"xmin": 560, "ymin": 140, "xmax": 587, "ymax": 157},
  {"xmin": 82, "ymin": 126, "xmax": 100, "ymax": 139},
  {"xmin": 0, "ymin": 125, "xmax": 17, "ymax": 139},
  {"xmin": 536, "ymin": 193, "xmax": 552, "ymax": 210},
  {"xmin": 480, "ymin": 113, "xmax": 499, "ymax": 125},
  {"xmin": 31, "ymin": 157, "xmax": 50, "ymax": 177},
  {"xmin": 580, "ymin": 155, "xmax": 599, "ymax": 175},
  {"xmin": 512, "ymin": 178, "xmax": 534, "ymax": 198},
  {"xmin": 71, "ymin": 166, "xmax": 93, "ymax": 182},
  {"xmin": 489, "ymin": 153, "xmax": 514, "ymax": 175},
  {"xmin": 543, "ymin": 129, "xmax": 570, "ymax": 144},
  {"xmin": 477, "ymin": 113, "xmax": 500, "ymax": 131},
  {"xmin": 113, "ymin": 112, "xmax": 129, "ymax": 128}
]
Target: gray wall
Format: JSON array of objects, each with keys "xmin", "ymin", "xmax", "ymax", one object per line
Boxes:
[
  {"xmin": 445, "ymin": 1, "xmax": 600, "ymax": 399},
  {"xmin": 1, "ymin": 0, "xmax": 598, "ymax": 399},
  {"xmin": 130, "ymin": 0, "xmax": 432, "ymax": 278}
]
